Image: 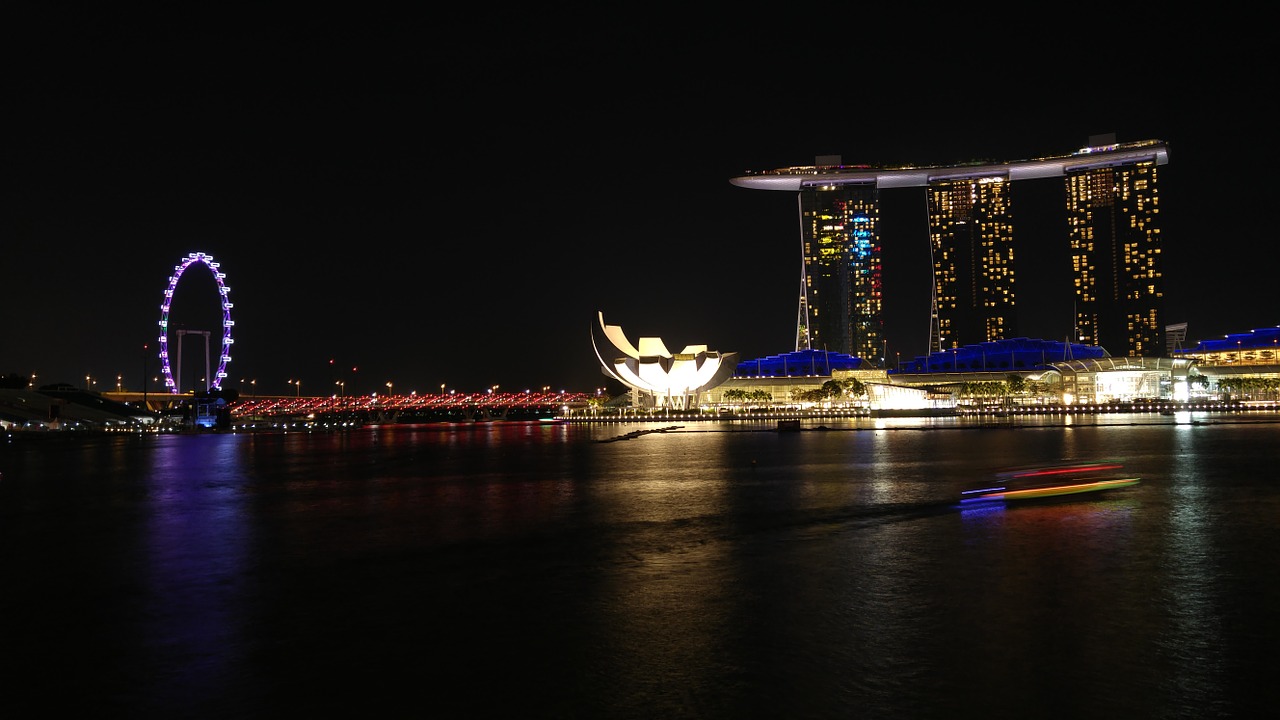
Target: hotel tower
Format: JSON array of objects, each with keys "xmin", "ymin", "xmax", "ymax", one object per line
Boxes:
[{"xmin": 730, "ymin": 136, "xmax": 1169, "ymax": 363}]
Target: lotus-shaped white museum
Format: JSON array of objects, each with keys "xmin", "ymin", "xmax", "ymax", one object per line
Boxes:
[{"xmin": 592, "ymin": 311, "xmax": 738, "ymax": 409}]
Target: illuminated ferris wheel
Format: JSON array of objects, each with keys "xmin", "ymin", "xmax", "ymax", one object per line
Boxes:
[{"xmin": 157, "ymin": 251, "xmax": 234, "ymax": 394}]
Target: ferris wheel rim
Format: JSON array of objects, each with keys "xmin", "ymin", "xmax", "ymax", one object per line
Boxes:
[{"xmin": 157, "ymin": 251, "xmax": 234, "ymax": 395}]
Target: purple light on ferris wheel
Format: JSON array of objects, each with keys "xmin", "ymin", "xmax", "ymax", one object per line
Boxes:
[{"xmin": 157, "ymin": 251, "xmax": 234, "ymax": 394}]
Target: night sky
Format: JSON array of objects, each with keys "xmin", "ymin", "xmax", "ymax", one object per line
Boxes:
[{"xmin": 5, "ymin": 19, "xmax": 1269, "ymax": 396}]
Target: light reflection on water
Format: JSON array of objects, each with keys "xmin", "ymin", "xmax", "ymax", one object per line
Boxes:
[
  {"xmin": 138, "ymin": 436, "xmax": 255, "ymax": 709},
  {"xmin": 2, "ymin": 417, "xmax": 1277, "ymax": 718}
]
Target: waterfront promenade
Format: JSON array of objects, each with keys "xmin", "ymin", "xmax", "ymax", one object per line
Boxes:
[
  {"xmin": 5, "ymin": 383, "xmax": 1279, "ymax": 434},
  {"xmin": 0, "ymin": 387, "xmax": 594, "ymax": 431}
]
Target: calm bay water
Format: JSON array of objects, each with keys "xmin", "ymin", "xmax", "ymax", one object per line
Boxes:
[{"xmin": 3, "ymin": 414, "xmax": 1279, "ymax": 718}]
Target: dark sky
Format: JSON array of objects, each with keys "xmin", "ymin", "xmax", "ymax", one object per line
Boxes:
[{"xmin": 5, "ymin": 19, "xmax": 1270, "ymax": 396}]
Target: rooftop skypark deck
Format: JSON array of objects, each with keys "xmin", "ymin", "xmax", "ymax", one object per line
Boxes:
[{"xmin": 731, "ymin": 139, "xmax": 1170, "ymax": 190}]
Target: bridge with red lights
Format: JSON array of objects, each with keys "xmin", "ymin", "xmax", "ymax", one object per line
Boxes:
[
  {"xmin": 233, "ymin": 389, "xmax": 592, "ymax": 419},
  {"xmin": 104, "ymin": 389, "xmax": 597, "ymax": 420}
]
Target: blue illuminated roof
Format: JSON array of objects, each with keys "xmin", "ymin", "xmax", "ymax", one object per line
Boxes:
[
  {"xmin": 735, "ymin": 349, "xmax": 864, "ymax": 378},
  {"xmin": 1180, "ymin": 326, "xmax": 1280, "ymax": 353},
  {"xmin": 896, "ymin": 338, "xmax": 1107, "ymax": 374}
]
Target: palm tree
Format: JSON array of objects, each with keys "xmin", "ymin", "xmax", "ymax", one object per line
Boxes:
[{"xmin": 721, "ymin": 388, "xmax": 748, "ymax": 411}]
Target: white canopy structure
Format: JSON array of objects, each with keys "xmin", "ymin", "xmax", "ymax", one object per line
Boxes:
[{"xmin": 592, "ymin": 312, "xmax": 739, "ymax": 409}]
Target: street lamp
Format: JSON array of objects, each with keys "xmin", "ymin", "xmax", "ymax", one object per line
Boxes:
[
  {"xmin": 117, "ymin": 375, "xmax": 122, "ymax": 393},
  {"xmin": 336, "ymin": 380, "xmax": 344, "ymax": 396},
  {"xmin": 386, "ymin": 381, "xmax": 393, "ymax": 396},
  {"xmin": 85, "ymin": 374, "xmax": 90, "ymax": 391},
  {"xmin": 289, "ymin": 379, "xmax": 300, "ymax": 397},
  {"xmin": 440, "ymin": 383, "xmax": 446, "ymax": 395}
]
